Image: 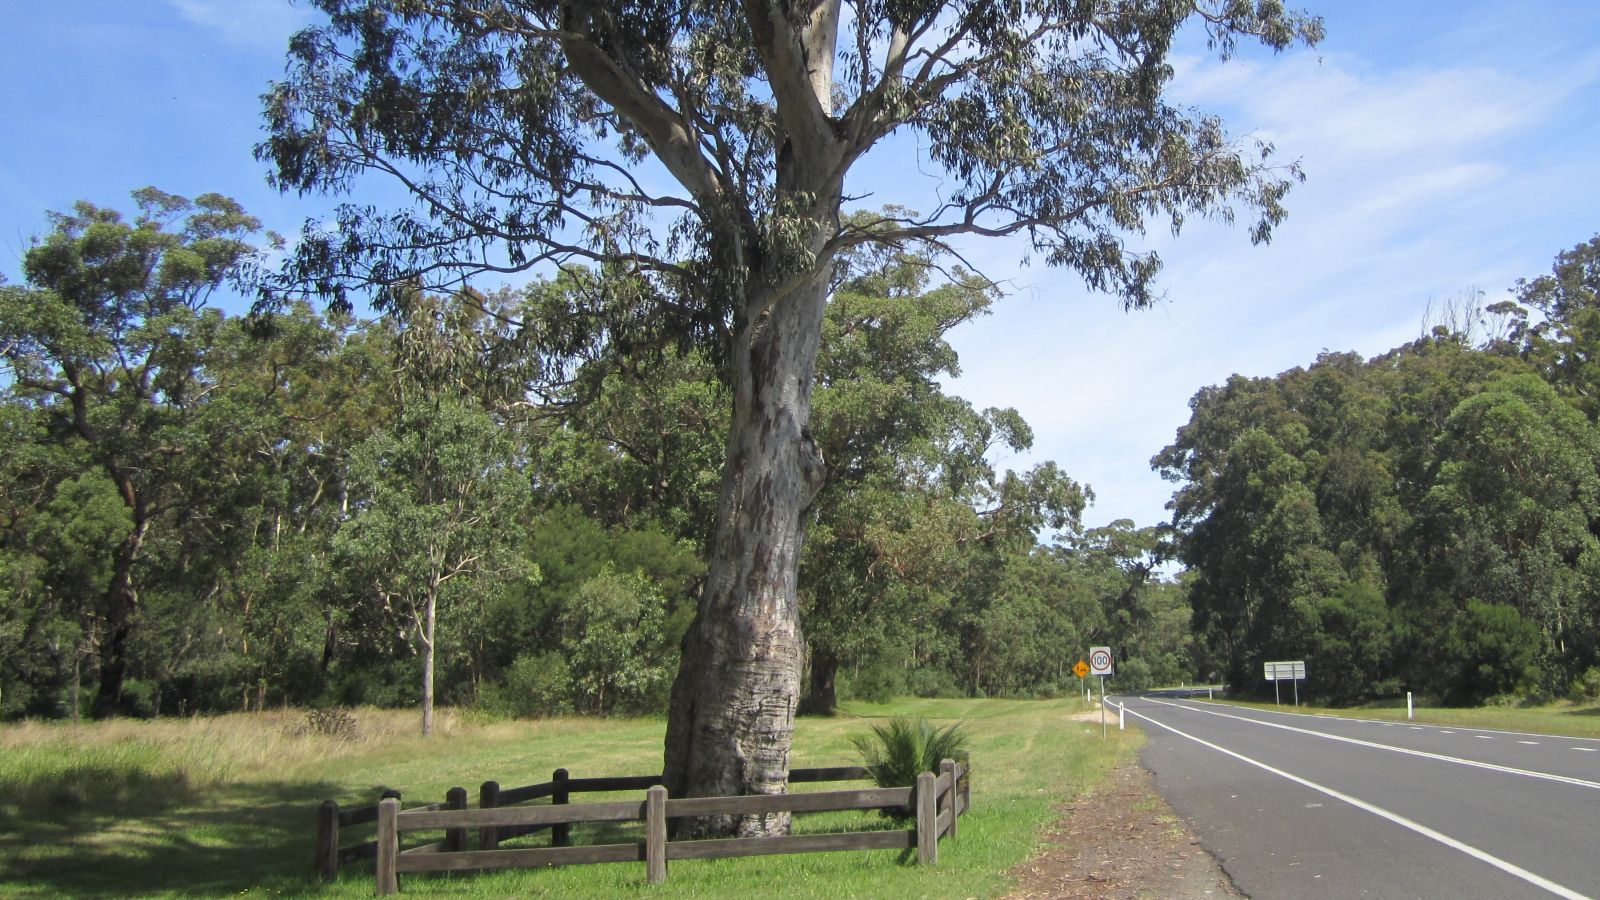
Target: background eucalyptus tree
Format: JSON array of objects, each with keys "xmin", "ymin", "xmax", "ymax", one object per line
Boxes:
[{"xmin": 0, "ymin": 190, "xmax": 274, "ymax": 715}]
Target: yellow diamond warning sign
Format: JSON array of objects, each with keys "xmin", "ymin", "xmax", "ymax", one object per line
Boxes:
[{"xmin": 1073, "ymin": 659, "xmax": 1090, "ymax": 679}]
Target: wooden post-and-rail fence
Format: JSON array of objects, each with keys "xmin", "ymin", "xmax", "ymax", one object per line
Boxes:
[{"xmin": 313, "ymin": 762, "xmax": 970, "ymax": 892}]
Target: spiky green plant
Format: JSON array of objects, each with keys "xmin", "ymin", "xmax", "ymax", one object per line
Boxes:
[{"xmin": 850, "ymin": 717, "xmax": 970, "ymax": 820}]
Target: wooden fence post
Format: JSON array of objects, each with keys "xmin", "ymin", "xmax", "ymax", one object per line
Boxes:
[
  {"xmin": 314, "ymin": 800, "xmax": 340, "ymax": 882},
  {"xmin": 445, "ymin": 786, "xmax": 468, "ymax": 852},
  {"xmin": 478, "ymin": 780, "xmax": 500, "ymax": 851},
  {"xmin": 960, "ymin": 762, "xmax": 971, "ymax": 814},
  {"xmin": 552, "ymin": 768, "xmax": 571, "ymax": 847},
  {"xmin": 939, "ymin": 759, "xmax": 958, "ymax": 840},
  {"xmin": 645, "ymin": 784, "xmax": 668, "ymax": 884},
  {"xmin": 915, "ymin": 771, "xmax": 937, "ymax": 865},
  {"xmin": 375, "ymin": 797, "xmax": 400, "ymax": 895}
]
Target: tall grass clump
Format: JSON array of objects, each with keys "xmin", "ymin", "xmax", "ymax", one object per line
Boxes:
[{"xmin": 0, "ymin": 740, "xmax": 192, "ymax": 817}]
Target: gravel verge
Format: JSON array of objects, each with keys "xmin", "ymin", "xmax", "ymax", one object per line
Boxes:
[{"xmin": 1002, "ymin": 760, "xmax": 1242, "ymax": 899}]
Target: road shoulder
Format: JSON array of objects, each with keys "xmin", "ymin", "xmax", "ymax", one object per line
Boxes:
[{"xmin": 1003, "ymin": 760, "xmax": 1241, "ymax": 898}]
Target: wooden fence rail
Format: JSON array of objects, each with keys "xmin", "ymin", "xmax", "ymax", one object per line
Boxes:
[
  {"xmin": 314, "ymin": 764, "xmax": 919, "ymax": 881},
  {"xmin": 313, "ymin": 762, "xmax": 970, "ymax": 891},
  {"xmin": 374, "ymin": 759, "xmax": 967, "ymax": 894}
]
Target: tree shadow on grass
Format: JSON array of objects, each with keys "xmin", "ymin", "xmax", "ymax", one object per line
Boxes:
[
  {"xmin": 0, "ymin": 776, "xmax": 344, "ymax": 897},
  {"xmin": 0, "ymin": 764, "xmax": 197, "ymax": 819}
]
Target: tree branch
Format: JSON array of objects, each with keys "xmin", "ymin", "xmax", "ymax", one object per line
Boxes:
[
  {"xmin": 740, "ymin": 0, "xmax": 842, "ymax": 167},
  {"xmin": 558, "ymin": 19, "xmax": 726, "ymax": 209}
]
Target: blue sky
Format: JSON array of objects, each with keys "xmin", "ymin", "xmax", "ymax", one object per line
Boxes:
[{"xmin": 3, "ymin": 1, "xmax": 1598, "ymax": 534}]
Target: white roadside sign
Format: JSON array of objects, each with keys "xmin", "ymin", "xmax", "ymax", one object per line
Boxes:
[
  {"xmin": 1089, "ymin": 646, "xmax": 1114, "ymax": 677},
  {"xmin": 1264, "ymin": 660, "xmax": 1306, "ymax": 681}
]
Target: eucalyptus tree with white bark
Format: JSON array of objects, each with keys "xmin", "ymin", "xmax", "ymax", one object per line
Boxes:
[
  {"xmin": 336, "ymin": 396, "xmax": 533, "ymax": 736},
  {"xmin": 260, "ymin": 0, "xmax": 1321, "ymax": 835}
]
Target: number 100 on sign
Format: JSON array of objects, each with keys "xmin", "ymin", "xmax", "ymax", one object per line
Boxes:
[{"xmin": 1088, "ymin": 647, "xmax": 1114, "ymax": 677}]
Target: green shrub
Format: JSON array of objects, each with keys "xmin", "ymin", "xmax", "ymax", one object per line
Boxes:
[
  {"xmin": 1437, "ymin": 599, "xmax": 1540, "ymax": 706},
  {"xmin": 120, "ymin": 679, "xmax": 157, "ymax": 718},
  {"xmin": 1573, "ymin": 667, "xmax": 1600, "ymax": 702},
  {"xmin": 1026, "ymin": 682, "xmax": 1065, "ymax": 700},
  {"xmin": 850, "ymin": 717, "xmax": 970, "ymax": 819},
  {"xmin": 844, "ymin": 661, "xmax": 904, "ymax": 704},
  {"xmin": 905, "ymin": 667, "xmax": 961, "ymax": 698},
  {"xmin": 487, "ymin": 651, "xmax": 574, "ymax": 718},
  {"xmin": 562, "ymin": 570, "xmax": 673, "ymax": 714},
  {"xmin": 324, "ymin": 658, "xmax": 422, "ymax": 708}
]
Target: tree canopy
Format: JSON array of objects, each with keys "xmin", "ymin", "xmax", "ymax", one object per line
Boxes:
[
  {"xmin": 1158, "ymin": 236, "xmax": 1600, "ymax": 705},
  {"xmin": 1, "ymin": 190, "xmax": 1194, "ymax": 730},
  {"xmin": 261, "ymin": 0, "xmax": 1323, "ymax": 316},
  {"xmin": 0, "ymin": 189, "xmax": 277, "ymax": 715}
]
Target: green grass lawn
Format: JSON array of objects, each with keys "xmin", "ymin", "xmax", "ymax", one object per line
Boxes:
[
  {"xmin": 1207, "ymin": 696, "xmax": 1600, "ymax": 739},
  {"xmin": 0, "ymin": 698, "xmax": 1133, "ymax": 898}
]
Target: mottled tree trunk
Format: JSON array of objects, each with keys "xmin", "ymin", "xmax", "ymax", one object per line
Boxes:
[
  {"xmin": 663, "ymin": 273, "xmax": 830, "ymax": 836},
  {"xmin": 798, "ymin": 644, "xmax": 839, "ymax": 716},
  {"xmin": 92, "ymin": 517, "xmax": 148, "ymax": 718},
  {"xmin": 654, "ymin": 0, "xmax": 847, "ymax": 834}
]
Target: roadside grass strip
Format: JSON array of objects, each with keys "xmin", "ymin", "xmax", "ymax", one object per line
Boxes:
[
  {"xmin": 1120, "ymin": 704, "xmax": 1592, "ymax": 900},
  {"xmin": 1137, "ymin": 698, "xmax": 1600, "ymax": 793},
  {"xmin": 1192, "ymin": 699, "xmax": 1600, "ymax": 743},
  {"xmin": 0, "ymin": 699, "xmax": 1132, "ymax": 898}
]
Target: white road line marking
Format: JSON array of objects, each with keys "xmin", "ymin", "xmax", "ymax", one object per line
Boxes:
[
  {"xmin": 1138, "ymin": 698, "xmax": 1600, "ymax": 792},
  {"xmin": 1123, "ymin": 705, "xmax": 1593, "ymax": 900},
  {"xmin": 1576, "ymin": 748, "xmax": 1599, "ymax": 753},
  {"xmin": 1520, "ymin": 741, "xmax": 1541, "ymax": 745},
  {"xmin": 1476, "ymin": 735, "xmax": 1495, "ymax": 740},
  {"xmin": 1179, "ymin": 699, "xmax": 1600, "ymax": 743}
]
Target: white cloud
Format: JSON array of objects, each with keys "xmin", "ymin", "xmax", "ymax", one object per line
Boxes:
[
  {"xmin": 1182, "ymin": 54, "xmax": 1549, "ymax": 161},
  {"xmin": 166, "ymin": 0, "xmax": 314, "ymax": 48}
]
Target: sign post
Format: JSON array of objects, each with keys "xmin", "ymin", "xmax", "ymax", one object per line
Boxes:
[
  {"xmin": 1089, "ymin": 647, "xmax": 1114, "ymax": 737},
  {"xmin": 1072, "ymin": 659, "xmax": 1090, "ymax": 709},
  {"xmin": 1263, "ymin": 660, "xmax": 1307, "ymax": 706}
]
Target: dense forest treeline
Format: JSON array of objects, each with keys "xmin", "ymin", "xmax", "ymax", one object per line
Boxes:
[
  {"xmin": 5, "ymin": 190, "xmax": 1597, "ymax": 722},
  {"xmin": 1159, "ymin": 234, "xmax": 1600, "ymax": 705},
  {"xmin": 0, "ymin": 191, "xmax": 1183, "ymax": 723}
]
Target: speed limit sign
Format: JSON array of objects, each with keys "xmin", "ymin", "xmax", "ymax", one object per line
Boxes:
[{"xmin": 1088, "ymin": 646, "xmax": 1114, "ymax": 677}]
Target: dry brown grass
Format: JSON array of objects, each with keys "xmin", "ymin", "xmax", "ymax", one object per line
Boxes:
[{"xmin": 0, "ymin": 707, "xmax": 478, "ymax": 792}]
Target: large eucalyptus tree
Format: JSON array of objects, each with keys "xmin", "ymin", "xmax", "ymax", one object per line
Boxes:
[{"xmin": 260, "ymin": 0, "xmax": 1320, "ymax": 833}]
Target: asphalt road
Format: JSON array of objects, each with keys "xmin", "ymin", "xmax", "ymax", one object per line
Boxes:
[{"xmin": 1116, "ymin": 695, "xmax": 1600, "ymax": 899}]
